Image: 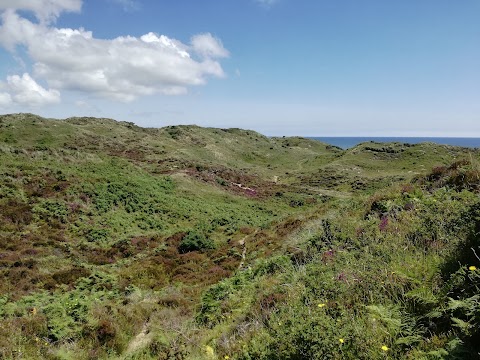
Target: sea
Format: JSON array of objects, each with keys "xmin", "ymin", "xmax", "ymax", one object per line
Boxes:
[{"xmin": 309, "ymin": 137, "xmax": 480, "ymax": 150}]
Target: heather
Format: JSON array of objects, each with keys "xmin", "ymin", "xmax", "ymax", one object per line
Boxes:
[{"xmin": 1, "ymin": 113, "xmax": 479, "ymax": 359}]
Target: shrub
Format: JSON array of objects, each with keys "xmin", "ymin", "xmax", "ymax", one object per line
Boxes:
[
  {"xmin": 0, "ymin": 200, "xmax": 33, "ymax": 225},
  {"xmin": 52, "ymin": 267, "xmax": 91, "ymax": 286},
  {"xmin": 33, "ymin": 199, "xmax": 68, "ymax": 224},
  {"xmin": 216, "ymin": 177, "xmax": 228, "ymax": 186},
  {"xmin": 178, "ymin": 231, "xmax": 215, "ymax": 253},
  {"xmin": 86, "ymin": 228, "xmax": 110, "ymax": 244}
]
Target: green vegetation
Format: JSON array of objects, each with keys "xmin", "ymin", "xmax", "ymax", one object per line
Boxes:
[{"xmin": 0, "ymin": 113, "xmax": 479, "ymax": 359}]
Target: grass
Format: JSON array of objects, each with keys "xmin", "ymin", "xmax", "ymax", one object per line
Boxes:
[{"xmin": 1, "ymin": 113, "xmax": 479, "ymax": 359}]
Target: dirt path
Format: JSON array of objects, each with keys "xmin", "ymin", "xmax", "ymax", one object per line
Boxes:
[
  {"xmin": 123, "ymin": 321, "xmax": 152, "ymax": 358},
  {"xmin": 238, "ymin": 230, "xmax": 258, "ymax": 270},
  {"xmin": 290, "ymin": 184, "xmax": 352, "ymax": 199}
]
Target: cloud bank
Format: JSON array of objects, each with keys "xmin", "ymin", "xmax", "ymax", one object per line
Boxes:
[
  {"xmin": 0, "ymin": 0, "xmax": 229, "ymax": 107},
  {"xmin": 0, "ymin": 0, "xmax": 82, "ymax": 23}
]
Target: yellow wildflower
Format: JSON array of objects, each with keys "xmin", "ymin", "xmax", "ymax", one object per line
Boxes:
[
  {"xmin": 469, "ymin": 266, "xmax": 477, "ymax": 271},
  {"xmin": 204, "ymin": 345, "xmax": 215, "ymax": 357},
  {"xmin": 31, "ymin": 307, "xmax": 37, "ymax": 315},
  {"xmin": 224, "ymin": 356, "xmax": 230, "ymax": 360},
  {"xmin": 381, "ymin": 345, "xmax": 389, "ymax": 351},
  {"xmin": 339, "ymin": 338, "xmax": 344, "ymax": 344},
  {"xmin": 318, "ymin": 303, "xmax": 326, "ymax": 308}
]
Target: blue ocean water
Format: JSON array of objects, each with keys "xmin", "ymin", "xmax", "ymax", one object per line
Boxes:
[{"xmin": 310, "ymin": 137, "xmax": 480, "ymax": 150}]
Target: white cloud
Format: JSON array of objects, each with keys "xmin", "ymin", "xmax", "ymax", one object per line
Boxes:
[
  {"xmin": 0, "ymin": 92, "xmax": 12, "ymax": 106},
  {"xmin": 0, "ymin": 0, "xmax": 82, "ymax": 23},
  {"xmin": 5, "ymin": 73, "xmax": 60, "ymax": 106},
  {"xmin": 191, "ymin": 33, "xmax": 230, "ymax": 59},
  {"xmin": 0, "ymin": 10, "xmax": 229, "ymax": 102}
]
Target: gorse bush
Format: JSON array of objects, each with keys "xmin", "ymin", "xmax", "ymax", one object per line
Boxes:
[
  {"xmin": 178, "ymin": 231, "xmax": 215, "ymax": 253},
  {"xmin": 86, "ymin": 227, "xmax": 111, "ymax": 243},
  {"xmin": 93, "ymin": 178, "xmax": 174, "ymax": 214},
  {"xmin": 33, "ymin": 198, "xmax": 68, "ymax": 224}
]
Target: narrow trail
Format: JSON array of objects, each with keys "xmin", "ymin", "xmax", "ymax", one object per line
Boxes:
[
  {"xmin": 123, "ymin": 321, "xmax": 152, "ymax": 358},
  {"xmin": 292, "ymin": 184, "xmax": 353, "ymax": 199},
  {"xmin": 238, "ymin": 230, "xmax": 258, "ymax": 270}
]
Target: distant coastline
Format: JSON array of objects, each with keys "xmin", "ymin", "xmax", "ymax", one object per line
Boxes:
[{"xmin": 309, "ymin": 137, "xmax": 480, "ymax": 150}]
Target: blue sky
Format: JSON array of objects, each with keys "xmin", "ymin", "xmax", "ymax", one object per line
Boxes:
[{"xmin": 0, "ymin": 0, "xmax": 479, "ymax": 136}]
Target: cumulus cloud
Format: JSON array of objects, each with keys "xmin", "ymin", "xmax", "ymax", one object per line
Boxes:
[
  {"xmin": 0, "ymin": 0, "xmax": 82, "ymax": 23},
  {"xmin": 0, "ymin": 7, "xmax": 229, "ymax": 103},
  {"xmin": 0, "ymin": 92, "xmax": 12, "ymax": 106},
  {"xmin": 3, "ymin": 73, "xmax": 60, "ymax": 106}
]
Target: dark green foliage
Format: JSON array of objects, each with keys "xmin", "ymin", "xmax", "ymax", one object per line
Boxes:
[
  {"xmin": 33, "ymin": 199, "xmax": 68, "ymax": 224},
  {"xmin": 178, "ymin": 231, "xmax": 215, "ymax": 253},
  {"xmin": 93, "ymin": 178, "xmax": 173, "ymax": 214},
  {"xmin": 216, "ymin": 177, "xmax": 228, "ymax": 186},
  {"xmin": 86, "ymin": 228, "xmax": 110, "ymax": 243},
  {"xmin": 253, "ymin": 255, "xmax": 292, "ymax": 277}
]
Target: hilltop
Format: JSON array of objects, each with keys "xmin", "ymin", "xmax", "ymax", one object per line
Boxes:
[
  {"xmin": 0, "ymin": 113, "xmax": 469, "ymax": 193},
  {"xmin": 0, "ymin": 113, "xmax": 479, "ymax": 359}
]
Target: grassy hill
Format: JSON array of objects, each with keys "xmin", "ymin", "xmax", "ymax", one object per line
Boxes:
[{"xmin": 0, "ymin": 113, "xmax": 479, "ymax": 359}]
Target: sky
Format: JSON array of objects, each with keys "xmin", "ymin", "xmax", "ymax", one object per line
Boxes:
[{"xmin": 0, "ymin": 0, "xmax": 479, "ymax": 136}]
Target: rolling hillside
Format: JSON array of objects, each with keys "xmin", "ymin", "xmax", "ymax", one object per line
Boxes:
[{"xmin": 1, "ymin": 113, "xmax": 479, "ymax": 359}]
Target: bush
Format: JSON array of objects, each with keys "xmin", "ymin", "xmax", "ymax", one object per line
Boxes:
[
  {"xmin": 33, "ymin": 199, "xmax": 68, "ymax": 224},
  {"xmin": 178, "ymin": 231, "xmax": 215, "ymax": 253},
  {"xmin": 86, "ymin": 228, "xmax": 110, "ymax": 244}
]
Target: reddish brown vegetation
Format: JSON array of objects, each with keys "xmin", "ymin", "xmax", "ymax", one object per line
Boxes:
[
  {"xmin": 184, "ymin": 165, "xmax": 281, "ymax": 198},
  {"xmin": 418, "ymin": 159, "xmax": 480, "ymax": 192},
  {"xmin": 117, "ymin": 232, "xmax": 242, "ymax": 297}
]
